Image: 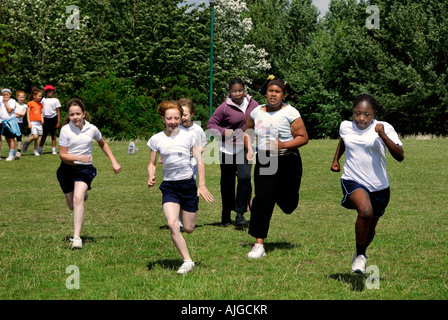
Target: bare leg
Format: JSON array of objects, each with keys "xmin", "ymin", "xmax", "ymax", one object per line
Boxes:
[
  {"xmin": 163, "ymin": 202, "xmax": 192, "ymax": 261},
  {"xmin": 72, "ymin": 181, "xmax": 89, "ymax": 238},
  {"xmin": 348, "ymin": 189, "xmax": 375, "ymax": 255}
]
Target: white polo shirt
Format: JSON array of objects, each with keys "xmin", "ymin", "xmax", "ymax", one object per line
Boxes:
[
  {"xmin": 340, "ymin": 119, "xmax": 403, "ymax": 191},
  {"xmin": 148, "ymin": 128, "xmax": 195, "ymax": 181},
  {"xmin": 59, "ymin": 120, "xmax": 102, "ymax": 165}
]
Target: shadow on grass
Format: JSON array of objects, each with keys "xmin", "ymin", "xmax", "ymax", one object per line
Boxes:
[
  {"xmin": 159, "ymin": 224, "xmax": 203, "ymax": 230},
  {"xmin": 203, "ymin": 221, "xmax": 250, "ymax": 231},
  {"xmin": 147, "ymin": 259, "xmax": 202, "ymax": 271},
  {"xmin": 328, "ymin": 273, "xmax": 367, "ymax": 292},
  {"xmin": 62, "ymin": 235, "xmax": 116, "ymax": 243},
  {"xmin": 241, "ymin": 241, "xmax": 297, "ymax": 253}
]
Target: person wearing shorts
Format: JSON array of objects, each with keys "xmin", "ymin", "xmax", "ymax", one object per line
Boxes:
[
  {"xmin": 331, "ymin": 94, "xmax": 404, "ymax": 274},
  {"xmin": 147, "ymin": 101, "xmax": 214, "ymax": 275},
  {"xmin": 57, "ymin": 98, "xmax": 121, "ymax": 249},
  {"xmin": 23, "ymin": 88, "xmax": 44, "ymax": 156},
  {"xmin": 39, "ymin": 85, "xmax": 61, "ymax": 155}
]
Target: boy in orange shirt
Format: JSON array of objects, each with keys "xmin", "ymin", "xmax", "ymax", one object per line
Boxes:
[{"xmin": 23, "ymin": 87, "xmax": 44, "ymax": 156}]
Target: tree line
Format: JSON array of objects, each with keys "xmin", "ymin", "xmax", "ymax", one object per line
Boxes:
[{"xmin": 0, "ymin": 0, "xmax": 446, "ymax": 139}]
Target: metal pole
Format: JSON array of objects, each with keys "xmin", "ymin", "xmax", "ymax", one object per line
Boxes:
[{"xmin": 209, "ymin": 3, "xmax": 215, "ymax": 119}]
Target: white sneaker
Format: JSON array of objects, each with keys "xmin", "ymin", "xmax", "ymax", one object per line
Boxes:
[
  {"xmin": 177, "ymin": 260, "xmax": 195, "ymax": 275},
  {"xmin": 179, "ymin": 219, "xmax": 184, "ymax": 232},
  {"xmin": 5, "ymin": 155, "xmax": 15, "ymax": 161},
  {"xmin": 52, "ymin": 150, "xmax": 58, "ymax": 155},
  {"xmin": 33, "ymin": 150, "xmax": 40, "ymax": 156},
  {"xmin": 16, "ymin": 152, "xmax": 21, "ymax": 158},
  {"xmin": 23, "ymin": 141, "xmax": 29, "ymax": 153},
  {"xmin": 70, "ymin": 237, "xmax": 83, "ymax": 249},
  {"xmin": 248, "ymin": 244, "xmax": 266, "ymax": 259},
  {"xmin": 351, "ymin": 254, "xmax": 367, "ymax": 274}
]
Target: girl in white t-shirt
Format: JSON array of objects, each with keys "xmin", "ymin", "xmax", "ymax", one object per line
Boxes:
[
  {"xmin": 331, "ymin": 94, "xmax": 404, "ymax": 274},
  {"xmin": 14, "ymin": 91, "xmax": 28, "ymax": 158},
  {"xmin": 244, "ymin": 78, "xmax": 309, "ymax": 259},
  {"xmin": 57, "ymin": 98, "xmax": 121, "ymax": 249},
  {"xmin": 147, "ymin": 101, "xmax": 214, "ymax": 275}
]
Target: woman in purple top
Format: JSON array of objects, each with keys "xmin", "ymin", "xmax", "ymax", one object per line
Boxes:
[{"xmin": 207, "ymin": 78, "xmax": 259, "ymax": 227}]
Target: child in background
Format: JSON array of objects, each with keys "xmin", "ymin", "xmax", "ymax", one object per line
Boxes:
[
  {"xmin": 147, "ymin": 101, "xmax": 214, "ymax": 274},
  {"xmin": 14, "ymin": 91, "xmax": 28, "ymax": 158},
  {"xmin": 23, "ymin": 87, "xmax": 44, "ymax": 156},
  {"xmin": 39, "ymin": 85, "xmax": 61, "ymax": 155},
  {"xmin": 178, "ymin": 98, "xmax": 207, "ymax": 232},
  {"xmin": 57, "ymin": 98, "xmax": 121, "ymax": 249},
  {"xmin": 179, "ymin": 98, "xmax": 207, "ymax": 181},
  {"xmin": 0, "ymin": 88, "xmax": 18, "ymax": 161}
]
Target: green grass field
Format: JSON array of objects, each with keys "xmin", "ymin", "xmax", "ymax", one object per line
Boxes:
[{"xmin": 0, "ymin": 137, "xmax": 447, "ymax": 300}]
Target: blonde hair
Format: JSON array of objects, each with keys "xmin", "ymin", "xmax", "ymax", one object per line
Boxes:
[{"xmin": 157, "ymin": 100, "xmax": 183, "ymax": 117}]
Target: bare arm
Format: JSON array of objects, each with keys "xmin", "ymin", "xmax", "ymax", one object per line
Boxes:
[
  {"xmin": 243, "ymin": 115, "xmax": 255, "ymax": 162},
  {"xmin": 192, "ymin": 144, "xmax": 214, "ymax": 203},
  {"xmin": 97, "ymin": 138, "xmax": 121, "ymax": 173},
  {"xmin": 331, "ymin": 138, "xmax": 345, "ymax": 172},
  {"xmin": 277, "ymin": 117, "xmax": 309, "ymax": 150},
  {"xmin": 59, "ymin": 146, "xmax": 91, "ymax": 165},
  {"xmin": 148, "ymin": 150, "xmax": 157, "ymax": 189},
  {"xmin": 376, "ymin": 123, "xmax": 404, "ymax": 162}
]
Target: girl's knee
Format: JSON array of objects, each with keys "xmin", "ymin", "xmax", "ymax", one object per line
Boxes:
[
  {"xmin": 357, "ymin": 207, "xmax": 373, "ymax": 222},
  {"xmin": 183, "ymin": 225, "xmax": 195, "ymax": 234}
]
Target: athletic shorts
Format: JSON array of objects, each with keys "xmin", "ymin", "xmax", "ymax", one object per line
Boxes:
[
  {"xmin": 1, "ymin": 123, "xmax": 16, "ymax": 139},
  {"xmin": 56, "ymin": 161, "xmax": 97, "ymax": 194},
  {"xmin": 159, "ymin": 178, "xmax": 199, "ymax": 213},
  {"xmin": 30, "ymin": 121, "xmax": 43, "ymax": 135},
  {"xmin": 43, "ymin": 116, "xmax": 58, "ymax": 136},
  {"xmin": 340, "ymin": 179, "xmax": 390, "ymax": 218}
]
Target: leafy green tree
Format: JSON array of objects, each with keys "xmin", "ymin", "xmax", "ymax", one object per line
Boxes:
[{"xmin": 213, "ymin": 0, "xmax": 271, "ymax": 102}]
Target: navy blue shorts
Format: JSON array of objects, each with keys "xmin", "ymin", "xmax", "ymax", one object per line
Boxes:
[
  {"xmin": 43, "ymin": 116, "xmax": 58, "ymax": 136},
  {"xmin": 56, "ymin": 162, "xmax": 97, "ymax": 194},
  {"xmin": 159, "ymin": 178, "xmax": 199, "ymax": 213},
  {"xmin": 341, "ymin": 179, "xmax": 390, "ymax": 218}
]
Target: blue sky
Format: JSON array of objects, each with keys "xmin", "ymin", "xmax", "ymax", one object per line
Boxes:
[{"xmin": 182, "ymin": 0, "xmax": 331, "ymax": 17}]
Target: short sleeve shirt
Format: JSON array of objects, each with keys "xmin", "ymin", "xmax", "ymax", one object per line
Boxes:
[
  {"xmin": 250, "ymin": 104, "xmax": 301, "ymax": 152},
  {"xmin": 340, "ymin": 119, "xmax": 403, "ymax": 191},
  {"xmin": 148, "ymin": 129, "xmax": 195, "ymax": 181},
  {"xmin": 59, "ymin": 120, "xmax": 102, "ymax": 165},
  {"xmin": 41, "ymin": 97, "xmax": 61, "ymax": 118}
]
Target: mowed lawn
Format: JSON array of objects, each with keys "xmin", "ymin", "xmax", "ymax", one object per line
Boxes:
[{"xmin": 0, "ymin": 137, "xmax": 446, "ymax": 300}]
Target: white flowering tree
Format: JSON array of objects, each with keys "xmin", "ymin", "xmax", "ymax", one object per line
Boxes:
[{"xmin": 213, "ymin": 0, "xmax": 271, "ymax": 100}]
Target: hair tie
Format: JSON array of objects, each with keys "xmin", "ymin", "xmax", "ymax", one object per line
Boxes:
[{"xmin": 267, "ymin": 79, "xmax": 286, "ymax": 93}]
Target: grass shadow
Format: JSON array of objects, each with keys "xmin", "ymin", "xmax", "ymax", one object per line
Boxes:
[
  {"xmin": 242, "ymin": 241, "xmax": 297, "ymax": 253},
  {"xmin": 203, "ymin": 221, "xmax": 250, "ymax": 231},
  {"xmin": 328, "ymin": 273, "xmax": 366, "ymax": 292},
  {"xmin": 63, "ymin": 235, "xmax": 115, "ymax": 243},
  {"xmin": 147, "ymin": 259, "xmax": 202, "ymax": 271},
  {"xmin": 158, "ymin": 224, "xmax": 203, "ymax": 230}
]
